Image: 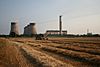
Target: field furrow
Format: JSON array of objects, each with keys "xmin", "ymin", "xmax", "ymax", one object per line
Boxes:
[
  {"xmin": 0, "ymin": 37, "xmax": 100, "ymax": 67},
  {"xmin": 20, "ymin": 45, "xmax": 72, "ymax": 67}
]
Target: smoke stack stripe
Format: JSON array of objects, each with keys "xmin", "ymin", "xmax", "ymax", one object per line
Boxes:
[{"xmin": 59, "ymin": 15, "xmax": 62, "ymax": 35}]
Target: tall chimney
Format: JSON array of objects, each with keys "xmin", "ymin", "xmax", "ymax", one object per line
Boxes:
[
  {"xmin": 10, "ymin": 22, "xmax": 19, "ymax": 35},
  {"xmin": 59, "ymin": 15, "xmax": 62, "ymax": 35}
]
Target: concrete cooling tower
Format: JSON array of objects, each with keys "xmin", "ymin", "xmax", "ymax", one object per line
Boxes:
[
  {"xmin": 10, "ymin": 22, "xmax": 19, "ymax": 35},
  {"xmin": 24, "ymin": 23, "xmax": 37, "ymax": 36}
]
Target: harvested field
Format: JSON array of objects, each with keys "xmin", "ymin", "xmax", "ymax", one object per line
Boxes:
[
  {"xmin": 0, "ymin": 38, "xmax": 32, "ymax": 67},
  {"xmin": 0, "ymin": 37, "xmax": 100, "ymax": 67}
]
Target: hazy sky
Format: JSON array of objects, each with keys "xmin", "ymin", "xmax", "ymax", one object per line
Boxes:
[{"xmin": 0, "ymin": 0, "xmax": 100, "ymax": 35}]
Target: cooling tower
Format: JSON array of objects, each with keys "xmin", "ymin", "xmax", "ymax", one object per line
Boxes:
[
  {"xmin": 10, "ymin": 22, "xmax": 19, "ymax": 35},
  {"xmin": 24, "ymin": 23, "xmax": 37, "ymax": 36},
  {"xmin": 30, "ymin": 23, "xmax": 37, "ymax": 35}
]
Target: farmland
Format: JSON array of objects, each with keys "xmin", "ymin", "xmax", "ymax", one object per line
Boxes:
[{"xmin": 0, "ymin": 37, "xmax": 100, "ymax": 67}]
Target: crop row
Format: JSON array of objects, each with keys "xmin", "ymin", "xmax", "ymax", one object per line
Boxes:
[
  {"xmin": 53, "ymin": 45, "xmax": 100, "ymax": 55},
  {"xmin": 41, "ymin": 45, "xmax": 100, "ymax": 65},
  {"xmin": 21, "ymin": 45, "xmax": 72, "ymax": 67}
]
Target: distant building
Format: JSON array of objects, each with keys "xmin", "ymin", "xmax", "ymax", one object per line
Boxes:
[
  {"xmin": 87, "ymin": 33, "xmax": 92, "ymax": 36},
  {"xmin": 46, "ymin": 30, "xmax": 67, "ymax": 35},
  {"xmin": 87, "ymin": 29, "xmax": 92, "ymax": 36},
  {"xmin": 24, "ymin": 23, "xmax": 37, "ymax": 36}
]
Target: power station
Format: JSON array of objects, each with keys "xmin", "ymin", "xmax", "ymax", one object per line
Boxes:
[{"xmin": 9, "ymin": 15, "xmax": 67, "ymax": 36}]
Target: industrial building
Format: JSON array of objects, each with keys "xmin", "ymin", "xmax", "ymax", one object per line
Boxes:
[
  {"xmin": 46, "ymin": 16, "xmax": 67, "ymax": 35},
  {"xmin": 46, "ymin": 30, "xmax": 67, "ymax": 35},
  {"xmin": 24, "ymin": 23, "xmax": 37, "ymax": 36},
  {"xmin": 10, "ymin": 22, "xmax": 19, "ymax": 35}
]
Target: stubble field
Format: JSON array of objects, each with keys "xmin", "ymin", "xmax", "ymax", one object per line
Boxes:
[{"xmin": 0, "ymin": 37, "xmax": 100, "ymax": 67}]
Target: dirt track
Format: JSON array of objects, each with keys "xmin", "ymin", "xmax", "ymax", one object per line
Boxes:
[{"xmin": 0, "ymin": 37, "xmax": 100, "ymax": 67}]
